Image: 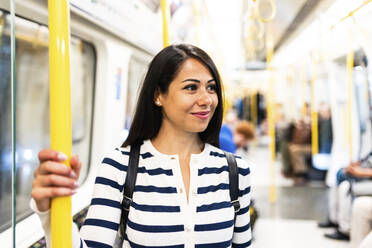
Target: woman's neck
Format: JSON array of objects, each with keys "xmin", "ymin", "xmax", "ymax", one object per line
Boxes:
[{"xmin": 151, "ymin": 123, "xmax": 203, "ymax": 160}]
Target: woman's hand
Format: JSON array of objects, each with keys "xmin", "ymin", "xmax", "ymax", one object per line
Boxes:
[{"xmin": 32, "ymin": 149, "xmax": 82, "ymax": 212}]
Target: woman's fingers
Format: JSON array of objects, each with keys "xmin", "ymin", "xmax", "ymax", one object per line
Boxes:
[
  {"xmin": 32, "ymin": 186, "xmax": 76, "ymax": 200},
  {"xmin": 32, "ymin": 186, "xmax": 77, "ymax": 211},
  {"xmin": 70, "ymin": 155, "xmax": 82, "ymax": 179},
  {"xmin": 32, "ymin": 150, "xmax": 82, "ymax": 212},
  {"xmin": 32, "ymin": 172, "xmax": 78, "ymax": 212},
  {"xmin": 35, "ymin": 161, "xmax": 76, "ymax": 178},
  {"xmin": 33, "ymin": 174, "xmax": 78, "ymax": 189},
  {"xmin": 38, "ymin": 148, "xmax": 68, "ymax": 163},
  {"xmin": 32, "ymin": 182, "xmax": 77, "ymax": 211}
]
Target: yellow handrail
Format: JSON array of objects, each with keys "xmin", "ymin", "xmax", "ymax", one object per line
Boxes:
[
  {"xmin": 330, "ymin": 0, "xmax": 372, "ymax": 30},
  {"xmin": 311, "ymin": 54, "xmax": 319, "ymax": 155},
  {"xmin": 266, "ymin": 26, "xmax": 276, "ymax": 203},
  {"xmin": 48, "ymin": 0, "xmax": 72, "ymax": 247},
  {"xmin": 161, "ymin": 0, "xmax": 170, "ymax": 47}
]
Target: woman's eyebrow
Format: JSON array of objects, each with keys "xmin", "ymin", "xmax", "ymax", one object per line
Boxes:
[{"xmin": 181, "ymin": 78, "xmax": 215, "ymax": 83}]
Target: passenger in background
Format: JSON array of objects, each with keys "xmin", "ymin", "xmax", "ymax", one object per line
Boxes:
[
  {"xmin": 317, "ymin": 102, "xmax": 333, "ymax": 154},
  {"xmin": 30, "ymin": 44, "xmax": 252, "ymax": 247},
  {"xmin": 274, "ymin": 103, "xmax": 288, "ymax": 155},
  {"xmin": 350, "ymin": 196, "xmax": 372, "ymax": 248},
  {"xmin": 234, "ymin": 121, "xmax": 255, "ymax": 153},
  {"xmin": 219, "ymin": 110, "xmax": 239, "ymax": 153},
  {"xmin": 279, "ymin": 122, "xmax": 295, "ymax": 178},
  {"xmin": 287, "ymin": 106, "xmax": 312, "ymax": 185},
  {"xmin": 219, "ymin": 116, "xmax": 255, "ymax": 154},
  {"xmin": 320, "ymin": 150, "xmax": 372, "ymax": 241}
]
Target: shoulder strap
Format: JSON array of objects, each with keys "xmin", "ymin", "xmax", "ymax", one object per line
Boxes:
[
  {"xmin": 224, "ymin": 151, "xmax": 240, "ymax": 222},
  {"xmin": 119, "ymin": 142, "xmax": 141, "ymax": 239}
]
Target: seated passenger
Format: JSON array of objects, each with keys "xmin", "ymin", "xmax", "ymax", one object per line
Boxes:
[
  {"xmin": 350, "ymin": 196, "xmax": 372, "ymax": 248},
  {"xmin": 219, "ymin": 111, "xmax": 238, "ymax": 153},
  {"xmin": 288, "ymin": 118, "xmax": 312, "ymax": 185},
  {"xmin": 279, "ymin": 122, "xmax": 295, "ymax": 177},
  {"xmin": 220, "ymin": 119, "xmax": 255, "ymax": 153},
  {"xmin": 319, "ymin": 150, "xmax": 372, "ymax": 241},
  {"xmin": 318, "ymin": 102, "xmax": 333, "ymax": 154}
]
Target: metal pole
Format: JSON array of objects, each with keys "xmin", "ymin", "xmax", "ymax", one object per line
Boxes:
[
  {"xmin": 48, "ymin": 0, "xmax": 72, "ymax": 247},
  {"xmin": 10, "ymin": 0, "xmax": 16, "ymax": 246}
]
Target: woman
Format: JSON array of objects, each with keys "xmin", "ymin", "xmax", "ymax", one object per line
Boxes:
[{"xmin": 31, "ymin": 44, "xmax": 252, "ymax": 247}]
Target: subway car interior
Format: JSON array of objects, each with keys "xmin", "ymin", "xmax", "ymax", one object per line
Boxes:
[{"xmin": 1, "ymin": 0, "xmax": 372, "ymax": 247}]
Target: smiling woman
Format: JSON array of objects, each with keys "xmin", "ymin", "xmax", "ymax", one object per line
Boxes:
[
  {"xmin": 155, "ymin": 58, "xmax": 218, "ymax": 136},
  {"xmin": 123, "ymin": 44, "xmax": 224, "ymax": 148},
  {"xmin": 31, "ymin": 44, "xmax": 252, "ymax": 247}
]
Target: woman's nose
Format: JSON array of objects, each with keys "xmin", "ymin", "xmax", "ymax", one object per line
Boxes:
[{"xmin": 197, "ymin": 89, "xmax": 213, "ymax": 106}]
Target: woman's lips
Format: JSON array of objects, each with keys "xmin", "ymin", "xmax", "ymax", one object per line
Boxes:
[{"xmin": 192, "ymin": 111, "xmax": 210, "ymax": 120}]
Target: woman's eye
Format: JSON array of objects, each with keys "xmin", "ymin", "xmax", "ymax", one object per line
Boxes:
[
  {"xmin": 207, "ymin": 84, "xmax": 217, "ymax": 92},
  {"xmin": 184, "ymin": 84, "xmax": 197, "ymax": 91}
]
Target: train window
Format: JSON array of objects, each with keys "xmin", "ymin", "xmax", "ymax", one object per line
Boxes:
[
  {"xmin": 125, "ymin": 57, "xmax": 148, "ymax": 129},
  {"xmin": 0, "ymin": 11, "xmax": 95, "ymax": 232},
  {"xmin": 0, "ymin": 9, "xmax": 12, "ymax": 235}
]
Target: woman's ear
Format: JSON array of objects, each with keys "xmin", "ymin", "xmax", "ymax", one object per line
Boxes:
[{"xmin": 154, "ymin": 88, "xmax": 162, "ymax": 106}]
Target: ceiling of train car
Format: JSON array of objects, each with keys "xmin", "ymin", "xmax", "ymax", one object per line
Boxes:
[
  {"xmin": 167, "ymin": 0, "xmax": 330, "ymax": 71},
  {"xmin": 272, "ymin": 0, "xmax": 317, "ymax": 51}
]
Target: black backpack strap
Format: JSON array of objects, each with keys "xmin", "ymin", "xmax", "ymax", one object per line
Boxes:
[
  {"xmin": 224, "ymin": 151, "xmax": 240, "ymax": 222},
  {"xmin": 119, "ymin": 142, "xmax": 141, "ymax": 239}
]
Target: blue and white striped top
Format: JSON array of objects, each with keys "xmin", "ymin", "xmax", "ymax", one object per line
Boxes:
[{"xmin": 36, "ymin": 140, "xmax": 252, "ymax": 248}]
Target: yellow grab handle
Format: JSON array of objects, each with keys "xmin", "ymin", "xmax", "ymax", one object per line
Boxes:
[
  {"xmin": 48, "ymin": 0, "xmax": 72, "ymax": 247},
  {"xmin": 257, "ymin": 0, "xmax": 277, "ymax": 23}
]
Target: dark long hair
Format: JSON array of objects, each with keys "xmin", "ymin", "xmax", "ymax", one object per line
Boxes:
[{"xmin": 122, "ymin": 44, "xmax": 224, "ymax": 147}]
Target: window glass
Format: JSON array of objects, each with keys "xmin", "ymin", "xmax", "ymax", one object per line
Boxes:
[
  {"xmin": 0, "ymin": 9, "xmax": 12, "ymax": 235},
  {"xmin": 0, "ymin": 11, "xmax": 96, "ymax": 232},
  {"xmin": 125, "ymin": 58, "xmax": 148, "ymax": 129}
]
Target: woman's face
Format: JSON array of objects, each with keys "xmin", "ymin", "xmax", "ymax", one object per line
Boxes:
[{"xmin": 157, "ymin": 58, "xmax": 219, "ymax": 135}]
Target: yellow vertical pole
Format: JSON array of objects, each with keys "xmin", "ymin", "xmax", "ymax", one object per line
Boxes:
[
  {"xmin": 346, "ymin": 36, "xmax": 354, "ymax": 161},
  {"xmin": 311, "ymin": 54, "xmax": 319, "ymax": 155},
  {"xmin": 48, "ymin": 1, "xmax": 72, "ymax": 247},
  {"xmin": 161, "ymin": 0, "xmax": 170, "ymax": 47},
  {"xmin": 266, "ymin": 26, "xmax": 276, "ymax": 203}
]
